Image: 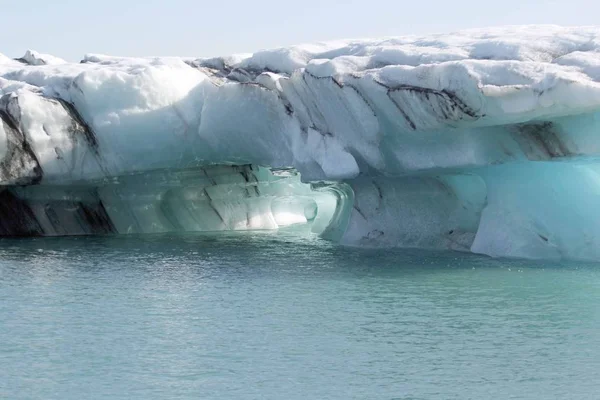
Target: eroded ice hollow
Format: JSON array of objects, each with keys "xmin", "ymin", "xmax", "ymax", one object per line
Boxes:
[
  {"xmin": 0, "ymin": 165, "xmax": 347, "ymax": 238},
  {"xmin": 4, "ymin": 25, "xmax": 600, "ymax": 260}
]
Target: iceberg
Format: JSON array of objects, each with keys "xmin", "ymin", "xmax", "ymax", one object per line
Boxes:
[{"xmin": 2, "ymin": 25, "xmax": 600, "ymax": 260}]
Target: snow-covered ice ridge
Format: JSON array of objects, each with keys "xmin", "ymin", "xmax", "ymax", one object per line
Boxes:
[{"xmin": 3, "ymin": 25, "xmax": 600, "ymax": 260}]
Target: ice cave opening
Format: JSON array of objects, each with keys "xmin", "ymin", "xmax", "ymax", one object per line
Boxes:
[{"xmin": 0, "ymin": 164, "xmax": 351, "ymax": 239}]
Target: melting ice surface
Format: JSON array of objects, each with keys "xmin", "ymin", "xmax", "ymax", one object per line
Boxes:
[{"xmin": 3, "ymin": 25, "xmax": 600, "ymax": 259}]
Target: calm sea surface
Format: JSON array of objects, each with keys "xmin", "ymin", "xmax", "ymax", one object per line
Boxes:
[{"xmin": 1, "ymin": 232, "xmax": 600, "ymax": 399}]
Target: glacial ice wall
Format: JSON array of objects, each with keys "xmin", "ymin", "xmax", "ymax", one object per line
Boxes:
[{"xmin": 3, "ymin": 25, "xmax": 600, "ymax": 260}]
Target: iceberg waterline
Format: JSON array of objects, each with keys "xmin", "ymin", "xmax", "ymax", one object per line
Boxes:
[{"xmin": 3, "ymin": 25, "xmax": 600, "ymax": 260}]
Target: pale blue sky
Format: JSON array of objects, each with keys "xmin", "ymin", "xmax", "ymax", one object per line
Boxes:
[{"xmin": 4, "ymin": 0, "xmax": 598, "ymax": 61}]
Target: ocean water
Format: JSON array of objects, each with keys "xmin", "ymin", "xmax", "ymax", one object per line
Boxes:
[{"xmin": 1, "ymin": 232, "xmax": 600, "ymax": 400}]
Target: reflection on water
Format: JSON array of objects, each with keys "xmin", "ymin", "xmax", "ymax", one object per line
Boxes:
[{"xmin": 1, "ymin": 232, "xmax": 600, "ymax": 399}]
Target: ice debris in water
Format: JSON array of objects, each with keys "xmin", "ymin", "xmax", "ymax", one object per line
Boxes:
[{"xmin": 2, "ymin": 25, "xmax": 600, "ymax": 260}]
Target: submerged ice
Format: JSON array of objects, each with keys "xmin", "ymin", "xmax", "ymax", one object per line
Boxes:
[{"xmin": 3, "ymin": 25, "xmax": 600, "ymax": 260}]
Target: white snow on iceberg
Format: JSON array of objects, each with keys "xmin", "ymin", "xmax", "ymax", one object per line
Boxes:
[{"xmin": 2, "ymin": 25, "xmax": 600, "ymax": 260}]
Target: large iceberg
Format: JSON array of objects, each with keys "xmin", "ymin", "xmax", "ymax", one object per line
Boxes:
[{"xmin": 2, "ymin": 25, "xmax": 600, "ymax": 260}]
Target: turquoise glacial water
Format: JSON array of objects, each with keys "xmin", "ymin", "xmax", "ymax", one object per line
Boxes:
[{"xmin": 1, "ymin": 232, "xmax": 600, "ymax": 399}]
